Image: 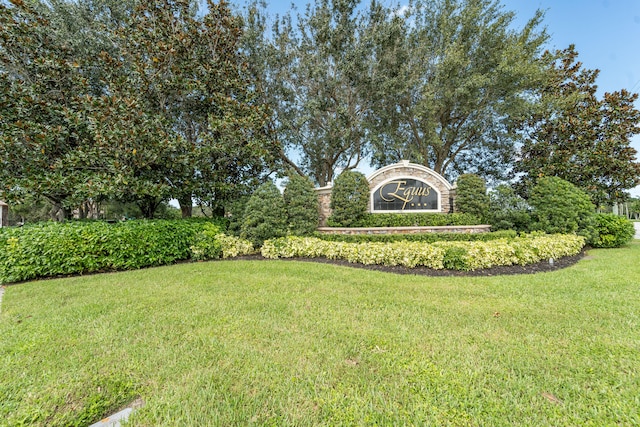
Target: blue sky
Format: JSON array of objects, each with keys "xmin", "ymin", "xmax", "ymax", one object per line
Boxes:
[{"xmin": 239, "ymin": 0, "xmax": 640, "ymax": 195}]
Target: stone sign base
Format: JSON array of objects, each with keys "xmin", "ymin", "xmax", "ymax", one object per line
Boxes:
[
  {"xmin": 0, "ymin": 201, "xmax": 7, "ymax": 228},
  {"xmin": 317, "ymin": 225, "xmax": 491, "ymax": 235}
]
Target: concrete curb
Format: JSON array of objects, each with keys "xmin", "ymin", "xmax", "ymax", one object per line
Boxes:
[
  {"xmin": 89, "ymin": 399, "xmax": 144, "ymax": 427},
  {"xmin": 89, "ymin": 408, "xmax": 134, "ymax": 427},
  {"xmin": 0, "ymin": 286, "xmax": 4, "ymax": 315}
]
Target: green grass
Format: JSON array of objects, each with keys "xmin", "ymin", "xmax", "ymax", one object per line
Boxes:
[{"xmin": 1, "ymin": 243, "xmax": 639, "ymax": 426}]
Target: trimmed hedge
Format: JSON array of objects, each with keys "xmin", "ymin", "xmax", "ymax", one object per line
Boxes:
[
  {"xmin": 529, "ymin": 177, "xmax": 595, "ymax": 236},
  {"xmin": 240, "ymin": 180, "xmax": 288, "ymax": 247},
  {"xmin": 347, "ymin": 213, "xmax": 482, "ymax": 228},
  {"xmin": 328, "ymin": 170, "xmax": 370, "ymax": 227},
  {"xmin": 261, "ymin": 234, "xmax": 585, "ymax": 271},
  {"xmin": 589, "ymin": 214, "xmax": 635, "ymax": 248},
  {"xmin": 284, "ymin": 173, "xmax": 319, "ymax": 236},
  {"xmin": 314, "ymin": 230, "xmax": 517, "ymax": 244},
  {"xmin": 455, "ymin": 174, "xmax": 489, "ymax": 220},
  {"xmin": 0, "ymin": 218, "xmax": 250, "ymax": 284}
]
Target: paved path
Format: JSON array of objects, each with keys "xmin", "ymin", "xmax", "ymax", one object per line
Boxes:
[{"xmin": 635, "ymin": 222, "xmax": 640, "ymax": 239}]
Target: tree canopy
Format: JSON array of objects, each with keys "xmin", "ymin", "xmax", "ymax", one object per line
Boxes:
[
  {"xmin": 0, "ymin": 0, "xmax": 279, "ymax": 219},
  {"xmin": 516, "ymin": 46, "xmax": 640, "ymax": 206},
  {"xmin": 2, "ymin": 0, "xmax": 639, "ymax": 219},
  {"xmin": 368, "ymin": 0, "xmax": 549, "ymax": 182},
  {"xmin": 244, "ymin": 0, "xmax": 385, "ymax": 186}
]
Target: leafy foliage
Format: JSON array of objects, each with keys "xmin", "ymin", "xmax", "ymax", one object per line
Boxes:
[
  {"xmin": 262, "ymin": 234, "xmax": 585, "ymax": 270},
  {"xmin": 487, "ymin": 185, "xmax": 532, "ymax": 232},
  {"xmin": 328, "ymin": 171, "xmax": 370, "ymax": 227},
  {"xmin": 0, "ymin": 0, "xmax": 278, "ymax": 219},
  {"xmin": 99, "ymin": 0, "xmax": 278, "ymax": 216},
  {"xmin": 0, "ymin": 0, "xmax": 95, "ymax": 218},
  {"xmin": 214, "ymin": 234, "xmax": 256, "ymax": 259},
  {"xmin": 240, "ymin": 181, "xmax": 288, "ymax": 247},
  {"xmin": 516, "ymin": 46, "xmax": 640, "ymax": 205},
  {"xmin": 349, "ymin": 212, "xmax": 481, "ymax": 227},
  {"xmin": 244, "ymin": 0, "xmax": 383, "ymax": 185},
  {"xmin": 284, "ymin": 173, "xmax": 319, "ymax": 236},
  {"xmin": 529, "ymin": 177, "xmax": 595, "ymax": 237},
  {"xmin": 369, "ymin": 0, "xmax": 548, "ymax": 182},
  {"xmin": 0, "ymin": 219, "xmax": 227, "ymax": 284},
  {"xmin": 588, "ymin": 214, "xmax": 635, "ymax": 248},
  {"xmin": 455, "ymin": 174, "xmax": 490, "ymax": 220},
  {"xmin": 189, "ymin": 223, "xmax": 223, "ymax": 261}
]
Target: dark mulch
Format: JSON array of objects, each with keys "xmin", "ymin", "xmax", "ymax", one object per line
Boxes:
[{"xmin": 235, "ymin": 251, "xmax": 587, "ymax": 277}]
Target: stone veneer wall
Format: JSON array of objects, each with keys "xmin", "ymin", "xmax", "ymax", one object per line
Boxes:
[
  {"xmin": 316, "ymin": 186, "xmax": 333, "ymax": 227},
  {"xmin": 315, "ymin": 161, "xmax": 456, "ymax": 226},
  {"xmin": 0, "ymin": 201, "xmax": 7, "ymax": 228}
]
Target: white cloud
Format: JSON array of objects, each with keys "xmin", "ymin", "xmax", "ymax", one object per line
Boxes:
[{"xmin": 391, "ymin": 4, "xmax": 411, "ymax": 18}]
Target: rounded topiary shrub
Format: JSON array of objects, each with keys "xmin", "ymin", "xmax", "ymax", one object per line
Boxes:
[
  {"xmin": 529, "ymin": 176, "xmax": 595, "ymax": 236},
  {"xmin": 328, "ymin": 170, "xmax": 369, "ymax": 227},
  {"xmin": 284, "ymin": 173, "xmax": 318, "ymax": 236},
  {"xmin": 455, "ymin": 174, "xmax": 489, "ymax": 220},
  {"xmin": 240, "ymin": 180, "xmax": 287, "ymax": 247},
  {"xmin": 589, "ymin": 213, "xmax": 635, "ymax": 248}
]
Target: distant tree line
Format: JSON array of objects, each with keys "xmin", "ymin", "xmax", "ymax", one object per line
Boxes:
[{"xmin": 1, "ymin": 0, "xmax": 639, "ymax": 221}]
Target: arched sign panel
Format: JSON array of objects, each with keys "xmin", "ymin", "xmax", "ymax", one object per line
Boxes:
[{"xmin": 372, "ymin": 178, "xmax": 440, "ymax": 212}]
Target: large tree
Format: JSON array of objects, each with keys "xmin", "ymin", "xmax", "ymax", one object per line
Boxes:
[
  {"xmin": 0, "ymin": 0, "xmax": 95, "ymax": 219},
  {"xmin": 368, "ymin": 0, "xmax": 548, "ymax": 182},
  {"xmin": 245, "ymin": 0, "xmax": 385, "ymax": 186},
  {"xmin": 102, "ymin": 0, "xmax": 278, "ymax": 217},
  {"xmin": 516, "ymin": 46, "xmax": 640, "ymax": 206},
  {"xmin": 1, "ymin": 0, "xmax": 277, "ymax": 219}
]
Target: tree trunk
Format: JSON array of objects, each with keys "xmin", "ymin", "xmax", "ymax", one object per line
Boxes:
[
  {"xmin": 178, "ymin": 195, "xmax": 193, "ymax": 218},
  {"xmin": 50, "ymin": 202, "xmax": 69, "ymax": 221},
  {"xmin": 137, "ymin": 196, "xmax": 161, "ymax": 219}
]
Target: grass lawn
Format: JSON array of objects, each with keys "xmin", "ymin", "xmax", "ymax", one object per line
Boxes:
[{"xmin": 1, "ymin": 243, "xmax": 639, "ymax": 426}]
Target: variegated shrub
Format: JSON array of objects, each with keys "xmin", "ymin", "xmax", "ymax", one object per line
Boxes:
[{"xmin": 262, "ymin": 234, "xmax": 585, "ymax": 271}]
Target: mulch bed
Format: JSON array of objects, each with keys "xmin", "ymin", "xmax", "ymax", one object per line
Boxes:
[{"xmin": 235, "ymin": 250, "xmax": 587, "ymax": 277}]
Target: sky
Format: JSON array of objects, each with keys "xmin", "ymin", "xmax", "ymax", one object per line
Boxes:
[{"xmin": 236, "ymin": 0, "xmax": 640, "ymax": 195}]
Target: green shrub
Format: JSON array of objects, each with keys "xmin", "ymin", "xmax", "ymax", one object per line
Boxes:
[
  {"xmin": 225, "ymin": 195, "xmax": 250, "ymax": 236},
  {"xmin": 442, "ymin": 246, "xmax": 470, "ymax": 270},
  {"xmin": 349, "ymin": 212, "xmax": 482, "ymax": 227},
  {"xmin": 328, "ymin": 170, "xmax": 370, "ymax": 227},
  {"xmin": 314, "ymin": 230, "xmax": 516, "ymax": 244},
  {"xmin": 589, "ymin": 214, "xmax": 635, "ymax": 248},
  {"xmin": 284, "ymin": 173, "xmax": 319, "ymax": 235},
  {"xmin": 529, "ymin": 177, "xmax": 595, "ymax": 237},
  {"xmin": 455, "ymin": 174, "xmax": 490, "ymax": 220},
  {"xmin": 0, "ymin": 218, "xmax": 226, "ymax": 284},
  {"xmin": 488, "ymin": 185, "xmax": 532, "ymax": 232},
  {"xmin": 262, "ymin": 234, "xmax": 585, "ymax": 270},
  {"xmin": 189, "ymin": 223, "xmax": 223, "ymax": 261},
  {"xmin": 240, "ymin": 180, "xmax": 288, "ymax": 247}
]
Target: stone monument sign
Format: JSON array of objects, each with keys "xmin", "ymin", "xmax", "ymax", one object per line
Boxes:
[{"xmin": 316, "ymin": 160, "xmax": 454, "ymax": 225}]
